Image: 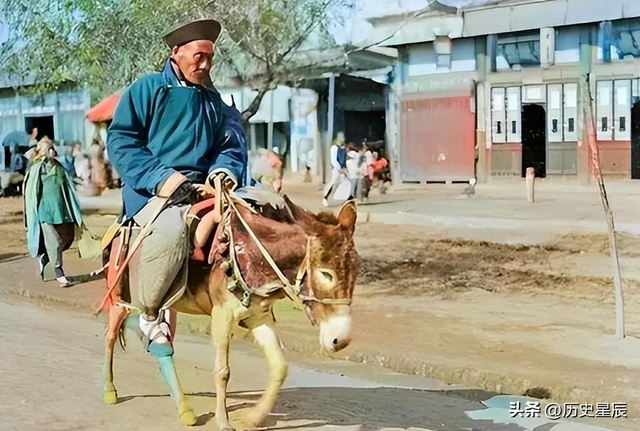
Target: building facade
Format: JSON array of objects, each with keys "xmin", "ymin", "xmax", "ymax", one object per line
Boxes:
[
  {"xmin": 370, "ymin": 0, "xmax": 640, "ymax": 183},
  {"xmin": 0, "ymin": 84, "xmax": 92, "ymax": 152}
]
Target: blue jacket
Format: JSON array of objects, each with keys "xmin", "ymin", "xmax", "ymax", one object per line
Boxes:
[
  {"xmin": 107, "ymin": 59, "xmax": 248, "ymax": 217},
  {"xmin": 336, "ymin": 146, "xmax": 346, "ymax": 169}
]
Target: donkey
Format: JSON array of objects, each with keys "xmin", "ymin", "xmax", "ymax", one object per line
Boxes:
[{"xmin": 101, "ymin": 195, "xmax": 358, "ymax": 431}]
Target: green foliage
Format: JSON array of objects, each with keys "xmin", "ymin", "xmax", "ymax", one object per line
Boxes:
[{"xmin": 0, "ymin": 0, "xmax": 352, "ymax": 118}]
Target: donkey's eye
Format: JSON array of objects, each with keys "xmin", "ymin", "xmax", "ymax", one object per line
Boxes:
[{"xmin": 320, "ymin": 271, "xmax": 334, "ymax": 282}]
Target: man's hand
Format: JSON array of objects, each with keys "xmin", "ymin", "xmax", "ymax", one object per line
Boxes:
[
  {"xmin": 168, "ymin": 181, "xmax": 198, "ymax": 206},
  {"xmin": 192, "ymin": 183, "xmax": 210, "ymax": 198},
  {"xmin": 207, "ymin": 171, "xmax": 237, "ymax": 192}
]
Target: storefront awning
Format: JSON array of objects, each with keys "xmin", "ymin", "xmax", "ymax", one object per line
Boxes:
[{"xmin": 86, "ymin": 91, "xmax": 122, "ymax": 123}]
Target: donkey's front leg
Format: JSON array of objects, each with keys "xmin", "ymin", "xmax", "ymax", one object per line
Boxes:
[
  {"xmin": 242, "ymin": 315, "xmax": 288, "ymax": 428},
  {"xmin": 211, "ymin": 304, "xmax": 235, "ymax": 431}
]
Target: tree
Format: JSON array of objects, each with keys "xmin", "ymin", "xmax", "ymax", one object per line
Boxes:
[{"xmin": 0, "ymin": 0, "xmax": 352, "ymax": 121}]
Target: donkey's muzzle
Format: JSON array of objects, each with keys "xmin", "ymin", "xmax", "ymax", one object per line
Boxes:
[{"xmin": 319, "ymin": 313, "xmax": 352, "ymax": 353}]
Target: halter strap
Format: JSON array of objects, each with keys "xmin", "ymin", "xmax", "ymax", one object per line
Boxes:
[{"xmin": 226, "ymin": 192, "xmax": 352, "ymax": 307}]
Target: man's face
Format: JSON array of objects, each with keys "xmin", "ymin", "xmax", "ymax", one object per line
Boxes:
[{"xmin": 171, "ymin": 40, "xmax": 215, "ymax": 85}]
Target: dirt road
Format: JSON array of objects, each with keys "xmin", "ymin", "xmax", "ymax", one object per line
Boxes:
[
  {"xmin": 1, "ymin": 298, "xmax": 633, "ymax": 431},
  {"xmin": 0, "ymin": 298, "xmax": 516, "ymax": 431}
]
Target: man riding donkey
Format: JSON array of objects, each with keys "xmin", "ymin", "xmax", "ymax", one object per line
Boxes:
[
  {"xmin": 106, "ymin": 18, "xmax": 247, "ymax": 359},
  {"xmin": 103, "ymin": 19, "xmax": 359, "ymax": 430}
]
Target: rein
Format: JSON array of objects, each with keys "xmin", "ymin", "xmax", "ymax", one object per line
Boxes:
[{"xmin": 224, "ymin": 191, "xmax": 352, "ymax": 307}]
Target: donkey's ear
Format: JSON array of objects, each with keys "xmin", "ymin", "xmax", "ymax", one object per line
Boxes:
[
  {"xmin": 337, "ymin": 200, "xmax": 357, "ymax": 234},
  {"xmin": 284, "ymin": 195, "xmax": 314, "ymax": 221}
]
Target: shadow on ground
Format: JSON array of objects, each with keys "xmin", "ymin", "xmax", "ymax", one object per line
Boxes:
[{"xmin": 117, "ymin": 387, "xmax": 522, "ymax": 431}]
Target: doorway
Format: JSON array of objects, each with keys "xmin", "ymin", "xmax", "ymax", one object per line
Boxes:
[
  {"xmin": 344, "ymin": 110, "xmax": 386, "ymax": 145},
  {"xmin": 25, "ymin": 115, "xmax": 55, "ymax": 141},
  {"xmin": 632, "ymin": 101, "xmax": 640, "ymax": 180},
  {"xmin": 521, "ymin": 104, "xmax": 546, "ymax": 177}
]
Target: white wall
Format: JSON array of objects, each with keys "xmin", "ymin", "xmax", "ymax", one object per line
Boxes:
[
  {"xmin": 406, "ymin": 38, "xmax": 476, "ymax": 76},
  {"xmin": 407, "ymin": 43, "xmax": 437, "ymax": 76},
  {"xmin": 218, "ymin": 85, "xmax": 292, "ymax": 123}
]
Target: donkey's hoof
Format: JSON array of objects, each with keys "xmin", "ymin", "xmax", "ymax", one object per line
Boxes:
[
  {"xmin": 237, "ymin": 410, "xmax": 265, "ymax": 430},
  {"xmin": 104, "ymin": 390, "xmax": 118, "ymax": 405},
  {"xmin": 216, "ymin": 423, "xmax": 235, "ymax": 431},
  {"xmin": 179, "ymin": 408, "xmax": 197, "ymax": 426}
]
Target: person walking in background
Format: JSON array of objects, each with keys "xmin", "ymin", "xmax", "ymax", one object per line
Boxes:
[
  {"xmin": 23, "ymin": 139, "xmax": 95, "ymax": 287},
  {"xmin": 321, "ymin": 132, "xmax": 346, "ymax": 207},
  {"xmin": 371, "ymin": 151, "xmax": 390, "ymax": 193},
  {"xmin": 361, "ymin": 143, "xmax": 374, "ymax": 202},
  {"xmin": 88, "ymin": 138, "xmax": 109, "ymax": 195},
  {"xmin": 345, "ymin": 142, "xmax": 363, "ymax": 201}
]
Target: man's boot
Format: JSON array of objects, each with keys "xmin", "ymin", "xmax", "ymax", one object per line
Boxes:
[{"xmin": 139, "ymin": 311, "xmax": 174, "ymax": 357}]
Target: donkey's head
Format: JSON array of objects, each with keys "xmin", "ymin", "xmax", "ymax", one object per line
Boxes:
[{"xmin": 285, "ymin": 197, "xmax": 359, "ymax": 353}]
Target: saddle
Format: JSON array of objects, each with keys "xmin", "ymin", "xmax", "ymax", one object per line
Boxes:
[
  {"xmin": 189, "ymin": 187, "xmax": 288, "ymax": 263},
  {"xmin": 188, "ymin": 197, "xmax": 219, "ymax": 262}
]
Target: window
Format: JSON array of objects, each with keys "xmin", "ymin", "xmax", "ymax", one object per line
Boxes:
[
  {"xmin": 547, "ymin": 84, "xmax": 563, "ymax": 142},
  {"xmin": 555, "ymin": 26, "xmax": 582, "ymax": 64},
  {"xmin": 506, "ymin": 87, "xmax": 521, "ymax": 142},
  {"xmin": 599, "ymin": 19, "xmax": 640, "ymax": 62},
  {"xmin": 406, "ymin": 38, "xmax": 476, "ymax": 76},
  {"xmin": 614, "ymin": 80, "xmax": 631, "ymax": 141},
  {"xmin": 595, "ymin": 79, "xmax": 631, "ymax": 141},
  {"xmin": 496, "ymin": 31, "xmax": 541, "ymax": 70},
  {"xmin": 434, "ymin": 36, "xmax": 452, "ymax": 71},
  {"xmin": 596, "ymin": 81, "xmax": 613, "ymax": 140},
  {"xmin": 491, "ymin": 83, "xmax": 578, "ymax": 143},
  {"xmin": 406, "ymin": 44, "xmax": 437, "ymax": 76},
  {"xmin": 491, "ymin": 88, "xmax": 506, "ymax": 143},
  {"xmin": 563, "ymin": 83, "xmax": 578, "ymax": 141}
]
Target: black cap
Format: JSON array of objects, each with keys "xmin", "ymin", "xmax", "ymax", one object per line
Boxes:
[{"xmin": 163, "ymin": 19, "xmax": 222, "ymax": 48}]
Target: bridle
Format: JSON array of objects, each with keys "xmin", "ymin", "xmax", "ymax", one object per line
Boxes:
[{"xmin": 224, "ymin": 191, "xmax": 353, "ymax": 310}]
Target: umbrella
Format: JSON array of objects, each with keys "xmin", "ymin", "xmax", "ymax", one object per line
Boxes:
[
  {"xmin": 2, "ymin": 131, "xmax": 30, "ymax": 147},
  {"xmin": 86, "ymin": 90, "xmax": 123, "ymax": 123}
]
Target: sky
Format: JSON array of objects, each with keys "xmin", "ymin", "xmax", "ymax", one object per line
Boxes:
[{"xmin": 330, "ymin": 0, "xmax": 493, "ymax": 45}]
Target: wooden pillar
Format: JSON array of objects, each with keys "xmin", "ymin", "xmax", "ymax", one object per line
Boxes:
[
  {"xmin": 577, "ymin": 26, "xmax": 594, "ymax": 185},
  {"xmin": 476, "ymin": 37, "xmax": 489, "ymax": 183},
  {"xmin": 326, "ymin": 74, "xmax": 336, "ymax": 183},
  {"xmin": 267, "ymin": 89, "xmax": 274, "ymax": 150},
  {"xmin": 250, "ymin": 123, "xmax": 257, "ymax": 152}
]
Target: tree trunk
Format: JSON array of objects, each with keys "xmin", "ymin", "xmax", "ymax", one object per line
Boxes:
[
  {"xmin": 585, "ymin": 100, "xmax": 626, "ymax": 339},
  {"xmin": 242, "ymin": 84, "xmax": 271, "ymax": 122},
  {"xmin": 579, "ymin": 28, "xmax": 625, "ymax": 339}
]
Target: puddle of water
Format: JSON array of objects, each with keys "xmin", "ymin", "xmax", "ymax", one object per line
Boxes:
[
  {"xmin": 465, "ymin": 396, "xmax": 616, "ymax": 431},
  {"xmin": 465, "ymin": 395, "xmax": 548, "ymax": 430}
]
